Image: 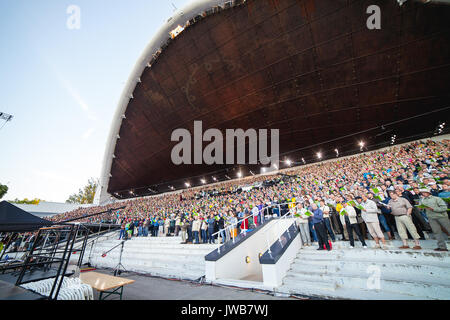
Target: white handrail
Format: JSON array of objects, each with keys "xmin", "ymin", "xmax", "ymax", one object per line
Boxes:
[
  {"xmin": 263, "ymin": 206, "xmax": 297, "ymax": 255},
  {"xmin": 213, "ymin": 201, "xmax": 292, "ymax": 253}
]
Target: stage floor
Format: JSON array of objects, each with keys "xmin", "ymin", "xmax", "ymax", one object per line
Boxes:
[
  {"xmin": 90, "ymin": 269, "xmax": 295, "ymax": 300},
  {"xmin": 0, "ymin": 280, "xmax": 46, "ymax": 300}
]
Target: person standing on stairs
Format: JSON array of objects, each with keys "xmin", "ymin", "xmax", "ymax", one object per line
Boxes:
[
  {"xmin": 175, "ymin": 214, "xmax": 181, "ymax": 236},
  {"xmin": 310, "ymin": 203, "xmax": 331, "ymax": 251},
  {"xmin": 192, "ymin": 216, "xmax": 201, "ymax": 244},
  {"xmin": 207, "ymin": 213, "xmax": 216, "ymax": 244},
  {"xmin": 164, "ymin": 217, "xmax": 170, "ymax": 237},
  {"xmin": 295, "ymin": 203, "xmax": 311, "ymax": 246},
  {"xmin": 320, "ymin": 200, "xmax": 336, "ymax": 242},
  {"xmin": 341, "ymin": 202, "xmax": 367, "ymax": 248},
  {"xmin": 419, "ymin": 189, "xmax": 449, "ymax": 252},
  {"xmin": 388, "ymin": 191, "xmax": 422, "ymax": 250},
  {"xmin": 357, "ymin": 194, "xmax": 388, "ymax": 249},
  {"xmin": 180, "ymin": 218, "xmax": 188, "ymax": 244},
  {"xmin": 201, "ymin": 217, "xmax": 208, "ymax": 244},
  {"xmin": 119, "ymin": 221, "xmax": 126, "ymax": 240}
]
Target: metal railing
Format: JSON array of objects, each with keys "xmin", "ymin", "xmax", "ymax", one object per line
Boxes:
[
  {"xmin": 262, "ymin": 207, "xmax": 298, "ymax": 256},
  {"xmin": 211, "ymin": 202, "xmax": 293, "ymax": 254}
]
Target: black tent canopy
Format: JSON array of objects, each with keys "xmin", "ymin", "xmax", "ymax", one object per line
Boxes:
[{"xmin": 0, "ymin": 201, "xmax": 53, "ymax": 232}]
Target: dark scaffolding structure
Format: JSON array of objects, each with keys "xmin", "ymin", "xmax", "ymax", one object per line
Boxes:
[{"xmin": 0, "ymin": 206, "xmax": 124, "ymax": 300}]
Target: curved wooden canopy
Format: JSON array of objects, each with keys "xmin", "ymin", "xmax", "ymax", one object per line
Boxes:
[{"xmin": 107, "ymin": 0, "xmax": 450, "ymax": 199}]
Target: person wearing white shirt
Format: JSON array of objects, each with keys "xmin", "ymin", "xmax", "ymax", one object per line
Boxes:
[
  {"xmin": 357, "ymin": 194, "xmax": 387, "ymax": 249},
  {"xmin": 320, "ymin": 200, "xmax": 336, "ymax": 242},
  {"xmin": 295, "ymin": 203, "xmax": 311, "ymax": 246},
  {"xmin": 251, "ymin": 205, "xmax": 259, "ymax": 227},
  {"xmin": 341, "ymin": 202, "xmax": 367, "ymax": 248}
]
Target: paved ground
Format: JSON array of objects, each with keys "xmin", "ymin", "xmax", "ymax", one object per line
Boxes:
[{"xmin": 91, "ymin": 269, "xmax": 296, "ymax": 300}]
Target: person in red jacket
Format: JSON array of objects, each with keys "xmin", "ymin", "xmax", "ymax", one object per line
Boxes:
[{"xmin": 240, "ymin": 213, "xmax": 249, "ymax": 232}]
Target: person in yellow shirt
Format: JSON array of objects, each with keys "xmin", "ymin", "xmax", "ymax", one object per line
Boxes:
[
  {"xmin": 336, "ymin": 202, "xmax": 343, "ymax": 213},
  {"xmin": 288, "ymin": 196, "xmax": 296, "ymax": 209},
  {"xmin": 335, "ymin": 199, "xmax": 348, "ymax": 240}
]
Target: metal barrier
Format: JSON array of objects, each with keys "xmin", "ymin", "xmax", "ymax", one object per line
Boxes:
[
  {"xmin": 262, "ymin": 207, "xmax": 297, "ymax": 255},
  {"xmin": 211, "ymin": 202, "xmax": 293, "ymax": 254}
]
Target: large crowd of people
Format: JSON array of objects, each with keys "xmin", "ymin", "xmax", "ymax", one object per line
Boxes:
[{"xmin": 47, "ymin": 139, "xmax": 450, "ymax": 251}]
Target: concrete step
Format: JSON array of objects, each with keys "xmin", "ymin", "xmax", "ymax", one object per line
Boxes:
[
  {"xmin": 129, "ymin": 236, "xmax": 184, "ymax": 242},
  {"xmin": 89, "ymin": 253, "xmax": 205, "ymax": 269},
  {"xmin": 91, "ymin": 256, "xmax": 204, "ymax": 272},
  {"xmin": 296, "ymin": 249, "xmax": 450, "ymax": 266},
  {"xmin": 290, "ymin": 260, "xmax": 450, "ymax": 284},
  {"xmin": 278, "ymin": 281, "xmax": 429, "ymax": 300},
  {"xmin": 90, "ymin": 249, "xmax": 206, "ymax": 262},
  {"xmin": 314, "ymin": 240, "xmax": 450, "ymax": 250},
  {"xmin": 279, "ymin": 239, "xmax": 450, "ymax": 300},
  {"xmin": 281, "ymin": 276, "xmax": 337, "ymax": 293},
  {"xmin": 93, "ymin": 241, "xmax": 217, "ymax": 251},
  {"xmin": 283, "ymin": 270, "xmax": 450, "ymax": 300},
  {"xmin": 91, "ymin": 246, "xmax": 212, "ymax": 256},
  {"xmin": 91, "ymin": 262, "xmax": 204, "ymax": 281},
  {"xmin": 79, "ymin": 235, "xmax": 210, "ymax": 281}
]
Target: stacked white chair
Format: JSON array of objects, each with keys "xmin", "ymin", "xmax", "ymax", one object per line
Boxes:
[{"xmin": 21, "ymin": 276, "xmax": 94, "ymax": 300}]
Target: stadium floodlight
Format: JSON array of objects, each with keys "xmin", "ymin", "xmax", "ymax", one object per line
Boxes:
[
  {"xmin": 237, "ymin": 172, "xmax": 242, "ymax": 178},
  {"xmin": 335, "ymin": 149, "xmax": 339, "ymax": 157},
  {"xmin": 185, "ymin": 182, "xmax": 190, "ymax": 188},
  {"xmin": 0, "ymin": 112, "xmax": 13, "ymax": 131},
  {"xmin": 286, "ymin": 159, "xmax": 292, "ymax": 167},
  {"xmin": 169, "ymin": 25, "xmax": 185, "ymax": 39},
  {"xmin": 391, "ymin": 135, "xmax": 397, "ymax": 145},
  {"xmin": 359, "ymin": 141, "xmax": 365, "ymax": 151},
  {"xmin": 0, "ymin": 112, "xmax": 13, "ymax": 121},
  {"xmin": 317, "ymin": 152, "xmax": 322, "ymax": 160},
  {"xmin": 201, "ymin": 179, "xmax": 206, "ymax": 184},
  {"xmin": 302, "ymin": 158, "xmax": 306, "ymax": 164},
  {"xmin": 212, "ymin": 176, "xmax": 217, "ymax": 182}
]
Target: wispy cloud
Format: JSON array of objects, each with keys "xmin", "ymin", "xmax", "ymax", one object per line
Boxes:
[
  {"xmin": 39, "ymin": 53, "xmax": 97, "ymax": 121},
  {"xmin": 54, "ymin": 70, "xmax": 97, "ymax": 121},
  {"xmin": 82, "ymin": 127, "xmax": 95, "ymax": 140}
]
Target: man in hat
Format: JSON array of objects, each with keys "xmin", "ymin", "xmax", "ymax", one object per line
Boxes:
[
  {"xmin": 419, "ymin": 188, "xmax": 449, "ymax": 251},
  {"xmin": 357, "ymin": 194, "xmax": 387, "ymax": 249},
  {"xmin": 388, "ymin": 191, "xmax": 422, "ymax": 250}
]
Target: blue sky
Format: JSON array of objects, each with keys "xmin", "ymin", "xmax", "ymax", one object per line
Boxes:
[{"xmin": 0, "ymin": 0, "xmax": 191, "ymax": 202}]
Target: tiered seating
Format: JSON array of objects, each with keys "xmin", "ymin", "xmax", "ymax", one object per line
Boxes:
[
  {"xmin": 83, "ymin": 236, "xmax": 217, "ymax": 280},
  {"xmin": 278, "ymin": 240, "xmax": 450, "ymax": 300}
]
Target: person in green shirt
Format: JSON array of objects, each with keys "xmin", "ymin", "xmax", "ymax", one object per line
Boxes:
[{"xmin": 419, "ymin": 189, "xmax": 449, "ymax": 251}]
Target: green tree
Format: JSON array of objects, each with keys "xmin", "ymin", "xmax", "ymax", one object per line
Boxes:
[
  {"xmin": 10, "ymin": 198, "xmax": 42, "ymax": 204},
  {"xmin": 66, "ymin": 178, "xmax": 99, "ymax": 204},
  {"xmin": 0, "ymin": 183, "xmax": 8, "ymax": 200}
]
